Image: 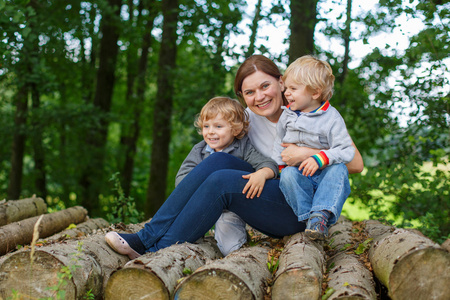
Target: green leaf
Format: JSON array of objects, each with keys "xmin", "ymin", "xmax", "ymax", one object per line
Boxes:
[
  {"xmin": 322, "ymin": 288, "xmax": 335, "ymax": 300},
  {"xmin": 182, "ymin": 268, "xmax": 192, "ymax": 275},
  {"xmin": 355, "ymin": 238, "xmax": 373, "ymax": 255},
  {"xmin": 66, "ymin": 223, "xmax": 77, "ymax": 230},
  {"xmin": 340, "ymin": 243, "xmax": 352, "ymax": 251}
]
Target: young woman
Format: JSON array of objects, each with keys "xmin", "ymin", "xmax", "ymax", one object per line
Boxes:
[{"xmin": 105, "ymin": 55, "xmax": 364, "ymax": 258}]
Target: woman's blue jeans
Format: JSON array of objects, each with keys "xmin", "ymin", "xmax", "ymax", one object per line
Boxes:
[
  {"xmin": 137, "ymin": 152, "xmax": 305, "ymax": 252},
  {"xmin": 279, "ymin": 164, "xmax": 350, "ymax": 225}
]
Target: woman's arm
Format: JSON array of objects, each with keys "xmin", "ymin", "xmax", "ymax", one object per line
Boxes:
[
  {"xmin": 280, "ymin": 141, "xmax": 364, "ymax": 174},
  {"xmin": 346, "ymin": 141, "xmax": 364, "ymax": 174}
]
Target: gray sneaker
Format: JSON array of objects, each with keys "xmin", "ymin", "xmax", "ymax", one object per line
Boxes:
[{"xmin": 305, "ymin": 212, "xmax": 329, "ymax": 241}]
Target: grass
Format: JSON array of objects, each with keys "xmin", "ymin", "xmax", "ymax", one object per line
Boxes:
[
  {"xmin": 341, "ymin": 199, "xmax": 371, "ymax": 221},
  {"xmin": 342, "ymin": 194, "xmax": 423, "ymax": 229}
]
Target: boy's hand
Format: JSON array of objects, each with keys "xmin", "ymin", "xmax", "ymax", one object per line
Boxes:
[
  {"xmin": 241, "ymin": 168, "xmax": 274, "ymax": 199},
  {"xmin": 298, "ymin": 157, "xmax": 319, "ymax": 176}
]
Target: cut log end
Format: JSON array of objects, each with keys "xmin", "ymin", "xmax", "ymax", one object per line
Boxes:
[
  {"xmin": 105, "ymin": 268, "xmax": 169, "ymax": 300},
  {"xmin": 0, "ymin": 251, "xmax": 76, "ymax": 299},
  {"xmin": 389, "ymin": 247, "xmax": 450, "ymax": 300},
  {"xmin": 174, "ymin": 268, "xmax": 254, "ymax": 300},
  {"xmin": 272, "ymin": 268, "xmax": 321, "ymax": 300}
]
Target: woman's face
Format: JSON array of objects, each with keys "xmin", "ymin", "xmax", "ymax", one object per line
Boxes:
[{"xmin": 241, "ymin": 71, "xmax": 284, "ymax": 123}]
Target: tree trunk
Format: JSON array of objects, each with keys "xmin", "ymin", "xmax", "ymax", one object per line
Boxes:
[
  {"xmin": 40, "ymin": 218, "xmax": 110, "ymax": 243},
  {"xmin": 288, "ymin": 0, "xmax": 318, "ymax": 63},
  {"xmin": 0, "ymin": 206, "xmax": 88, "ymax": 255},
  {"xmin": 339, "ymin": 0, "xmax": 352, "ymax": 89},
  {"xmin": 245, "ymin": 0, "xmax": 263, "ymax": 58},
  {"xmin": 365, "ymin": 220, "xmax": 450, "ymax": 300},
  {"xmin": 104, "ymin": 237, "xmax": 222, "ymax": 299},
  {"xmin": 121, "ymin": 0, "xmax": 158, "ymax": 196},
  {"xmin": 174, "ymin": 246, "xmax": 271, "ymax": 300},
  {"xmin": 80, "ymin": 0, "xmax": 122, "ymax": 214},
  {"xmin": 272, "ymin": 232, "xmax": 325, "ymax": 300},
  {"xmin": 326, "ymin": 218, "xmax": 376, "ymax": 300},
  {"xmin": 0, "ymin": 196, "xmax": 47, "ymax": 226},
  {"xmin": 7, "ymin": 85, "xmax": 28, "ymax": 200},
  {"xmin": 146, "ymin": 0, "xmax": 179, "ymax": 216},
  {"xmin": 31, "ymin": 83, "xmax": 47, "ymax": 199}
]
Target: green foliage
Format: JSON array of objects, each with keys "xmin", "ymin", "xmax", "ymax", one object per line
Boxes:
[
  {"xmin": 43, "ymin": 241, "xmax": 91, "ymax": 300},
  {"xmin": 267, "ymin": 255, "xmax": 280, "ymax": 274},
  {"xmin": 322, "ymin": 287, "xmax": 335, "ymax": 300},
  {"xmin": 182, "ymin": 267, "xmax": 193, "ymax": 275},
  {"xmin": 106, "ymin": 172, "xmax": 144, "ymax": 224},
  {"xmin": 354, "ymin": 238, "xmax": 373, "ymax": 255},
  {"xmin": 417, "ymin": 212, "xmax": 450, "ymax": 244},
  {"xmin": 340, "ymin": 0, "xmax": 450, "ymax": 241}
]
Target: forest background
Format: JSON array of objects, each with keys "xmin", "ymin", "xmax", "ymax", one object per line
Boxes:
[{"xmin": 1, "ymin": 0, "xmax": 449, "ymax": 243}]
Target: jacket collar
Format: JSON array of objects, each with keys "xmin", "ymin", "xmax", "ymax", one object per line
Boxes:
[{"xmin": 286, "ymin": 100, "xmax": 330, "ymax": 114}]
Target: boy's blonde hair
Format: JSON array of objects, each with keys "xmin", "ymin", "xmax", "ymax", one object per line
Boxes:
[
  {"xmin": 195, "ymin": 97, "xmax": 249, "ymax": 140},
  {"xmin": 283, "ymin": 55, "xmax": 335, "ymax": 102}
]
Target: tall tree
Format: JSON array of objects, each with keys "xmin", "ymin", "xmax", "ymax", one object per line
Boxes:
[
  {"xmin": 6, "ymin": 0, "xmax": 42, "ymax": 200},
  {"xmin": 30, "ymin": 83, "xmax": 47, "ymax": 199},
  {"xmin": 80, "ymin": 0, "xmax": 122, "ymax": 213},
  {"xmin": 288, "ymin": 0, "xmax": 318, "ymax": 62},
  {"xmin": 146, "ymin": 0, "xmax": 179, "ymax": 216},
  {"xmin": 7, "ymin": 85, "xmax": 28, "ymax": 200},
  {"xmin": 120, "ymin": 0, "xmax": 159, "ymax": 196},
  {"xmin": 245, "ymin": 0, "xmax": 263, "ymax": 58},
  {"xmin": 339, "ymin": 0, "xmax": 352, "ymax": 88}
]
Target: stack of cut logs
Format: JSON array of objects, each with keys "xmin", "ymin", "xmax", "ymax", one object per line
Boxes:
[{"xmin": 0, "ymin": 197, "xmax": 449, "ymax": 299}]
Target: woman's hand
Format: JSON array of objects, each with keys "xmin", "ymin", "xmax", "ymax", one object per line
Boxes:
[
  {"xmin": 241, "ymin": 168, "xmax": 275, "ymax": 199},
  {"xmin": 281, "ymin": 142, "xmax": 364, "ymax": 174},
  {"xmin": 281, "ymin": 143, "xmax": 319, "ymax": 167}
]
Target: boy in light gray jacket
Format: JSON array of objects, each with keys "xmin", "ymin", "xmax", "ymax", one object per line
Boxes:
[{"xmin": 272, "ymin": 55, "xmax": 355, "ymax": 240}]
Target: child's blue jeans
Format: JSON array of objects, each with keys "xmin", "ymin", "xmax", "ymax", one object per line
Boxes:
[{"xmin": 279, "ymin": 164, "xmax": 350, "ymax": 225}]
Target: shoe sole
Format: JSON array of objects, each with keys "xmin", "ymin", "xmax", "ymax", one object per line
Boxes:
[
  {"xmin": 305, "ymin": 229, "xmax": 327, "ymax": 241},
  {"xmin": 105, "ymin": 232, "xmax": 141, "ymax": 259}
]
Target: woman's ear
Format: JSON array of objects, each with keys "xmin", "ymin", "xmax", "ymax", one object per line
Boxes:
[{"xmin": 278, "ymin": 77, "xmax": 285, "ymax": 91}]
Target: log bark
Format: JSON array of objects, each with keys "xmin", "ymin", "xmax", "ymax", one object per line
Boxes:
[
  {"xmin": 271, "ymin": 232, "xmax": 325, "ymax": 300},
  {"xmin": 0, "ymin": 222, "xmax": 148, "ymax": 299},
  {"xmin": 442, "ymin": 239, "xmax": 450, "ymax": 252},
  {"xmin": 104, "ymin": 237, "xmax": 222, "ymax": 300},
  {"xmin": 0, "ymin": 233, "xmax": 127, "ymax": 299},
  {"xmin": 41, "ymin": 217, "xmax": 110, "ymax": 243},
  {"xmin": 0, "ymin": 206, "xmax": 88, "ymax": 255},
  {"xmin": 326, "ymin": 218, "xmax": 376, "ymax": 300},
  {"xmin": 365, "ymin": 220, "xmax": 450, "ymax": 300},
  {"xmin": 0, "ymin": 196, "xmax": 47, "ymax": 226},
  {"xmin": 174, "ymin": 246, "xmax": 271, "ymax": 300}
]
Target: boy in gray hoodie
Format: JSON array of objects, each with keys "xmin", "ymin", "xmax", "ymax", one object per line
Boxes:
[{"xmin": 272, "ymin": 55, "xmax": 355, "ymax": 240}]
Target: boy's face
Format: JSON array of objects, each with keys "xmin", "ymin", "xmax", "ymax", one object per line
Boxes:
[
  {"xmin": 202, "ymin": 113, "xmax": 237, "ymax": 152},
  {"xmin": 284, "ymin": 77, "xmax": 321, "ymax": 112}
]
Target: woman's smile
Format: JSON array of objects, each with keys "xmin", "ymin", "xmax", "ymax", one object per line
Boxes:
[
  {"xmin": 241, "ymin": 71, "xmax": 284, "ymax": 122},
  {"xmin": 257, "ymin": 100, "xmax": 272, "ymax": 108}
]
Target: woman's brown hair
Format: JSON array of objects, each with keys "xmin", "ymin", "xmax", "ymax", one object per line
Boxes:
[{"xmin": 234, "ymin": 55, "xmax": 287, "ymax": 106}]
